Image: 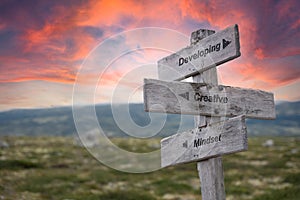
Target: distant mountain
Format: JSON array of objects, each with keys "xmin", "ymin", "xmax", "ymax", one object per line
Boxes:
[
  {"xmin": 0, "ymin": 104, "xmax": 194, "ymax": 137},
  {"xmin": 0, "ymin": 107, "xmax": 75, "ymax": 136},
  {"xmin": 0, "ymin": 101, "xmax": 299, "ymax": 137},
  {"xmin": 246, "ymin": 101, "xmax": 300, "ymax": 136}
]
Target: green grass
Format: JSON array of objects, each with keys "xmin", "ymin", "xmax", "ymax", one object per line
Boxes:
[
  {"xmin": 152, "ymin": 179, "xmax": 194, "ymax": 195},
  {"xmin": 98, "ymin": 190, "xmax": 156, "ymax": 200},
  {"xmin": 0, "ymin": 136, "xmax": 299, "ymax": 199},
  {"xmin": 253, "ymin": 187, "xmax": 300, "ymax": 200},
  {"xmin": 284, "ymin": 172, "xmax": 300, "ymax": 184},
  {"xmin": 0, "ymin": 159, "xmax": 42, "ymax": 170}
]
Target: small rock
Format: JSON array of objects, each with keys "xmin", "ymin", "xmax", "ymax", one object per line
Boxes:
[
  {"xmin": 262, "ymin": 139, "xmax": 274, "ymax": 147},
  {"xmin": 0, "ymin": 140, "xmax": 9, "ymax": 148},
  {"xmin": 162, "ymin": 194, "xmax": 177, "ymax": 200},
  {"xmin": 73, "ymin": 129, "xmax": 100, "ymax": 148},
  {"xmin": 291, "ymin": 149, "xmax": 298, "ymax": 154},
  {"xmin": 148, "ymin": 143, "xmax": 160, "ymax": 149},
  {"xmin": 248, "ymin": 178, "xmax": 263, "ymax": 186}
]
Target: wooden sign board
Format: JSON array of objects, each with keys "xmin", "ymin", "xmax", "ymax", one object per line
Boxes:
[
  {"xmin": 144, "ymin": 78, "xmax": 275, "ymax": 119},
  {"xmin": 158, "ymin": 24, "xmax": 240, "ymax": 81},
  {"xmin": 161, "ymin": 115, "xmax": 247, "ymax": 167}
]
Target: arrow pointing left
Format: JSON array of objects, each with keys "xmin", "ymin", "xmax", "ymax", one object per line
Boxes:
[{"xmin": 179, "ymin": 92, "xmax": 189, "ymax": 100}]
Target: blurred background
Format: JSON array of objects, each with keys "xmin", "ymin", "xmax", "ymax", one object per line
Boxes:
[{"xmin": 0, "ymin": 0, "xmax": 299, "ymax": 199}]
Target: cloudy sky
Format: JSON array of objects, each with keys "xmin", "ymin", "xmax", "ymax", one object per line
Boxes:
[{"xmin": 0, "ymin": 0, "xmax": 299, "ymax": 111}]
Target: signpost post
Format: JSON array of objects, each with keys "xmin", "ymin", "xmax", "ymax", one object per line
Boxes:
[{"xmin": 143, "ymin": 24, "xmax": 275, "ymax": 200}]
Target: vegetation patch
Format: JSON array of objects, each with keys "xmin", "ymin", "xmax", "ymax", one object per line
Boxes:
[
  {"xmin": 98, "ymin": 190, "xmax": 156, "ymax": 200},
  {"xmin": 0, "ymin": 159, "xmax": 42, "ymax": 170},
  {"xmin": 0, "ymin": 136, "xmax": 299, "ymax": 200}
]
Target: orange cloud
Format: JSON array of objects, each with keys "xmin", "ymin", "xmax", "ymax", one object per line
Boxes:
[
  {"xmin": 74, "ymin": 0, "xmax": 199, "ymax": 34},
  {"xmin": 1, "ymin": 76, "xmax": 74, "ymax": 84},
  {"xmin": 220, "ymin": 57, "xmax": 300, "ymax": 91},
  {"xmin": 0, "ymin": 0, "xmax": 299, "ymax": 109},
  {"xmin": 0, "ymin": 22, "xmax": 6, "ymax": 31}
]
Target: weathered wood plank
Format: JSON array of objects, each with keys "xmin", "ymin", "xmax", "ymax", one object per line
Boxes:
[
  {"xmin": 191, "ymin": 29, "xmax": 226, "ymax": 200},
  {"xmin": 160, "ymin": 115, "xmax": 248, "ymax": 167},
  {"xmin": 197, "ymin": 158, "xmax": 225, "ymax": 200},
  {"xmin": 158, "ymin": 24, "xmax": 240, "ymax": 81},
  {"xmin": 143, "ymin": 78, "xmax": 275, "ymax": 119}
]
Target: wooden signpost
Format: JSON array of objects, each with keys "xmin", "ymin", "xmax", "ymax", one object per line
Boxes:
[
  {"xmin": 161, "ymin": 115, "xmax": 247, "ymax": 167},
  {"xmin": 158, "ymin": 24, "xmax": 240, "ymax": 81},
  {"xmin": 144, "ymin": 78, "xmax": 275, "ymax": 119},
  {"xmin": 143, "ymin": 24, "xmax": 276, "ymax": 200}
]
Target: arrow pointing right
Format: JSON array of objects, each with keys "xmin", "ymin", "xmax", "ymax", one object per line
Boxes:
[{"xmin": 222, "ymin": 39, "xmax": 231, "ymax": 49}]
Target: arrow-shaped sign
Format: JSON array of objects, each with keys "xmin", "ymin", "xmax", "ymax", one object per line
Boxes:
[
  {"xmin": 143, "ymin": 78, "xmax": 276, "ymax": 120},
  {"xmin": 179, "ymin": 92, "xmax": 189, "ymax": 100},
  {"xmin": 158, "ymin": 24, "xmax": 240, "ymax": 81},
  {"xmin": 161, "ymin": 115, "xmax": 247, "ymax": 167},
  {"xmin": 222, "ymin": 39, "xmax": 231, "ymax": 49}
]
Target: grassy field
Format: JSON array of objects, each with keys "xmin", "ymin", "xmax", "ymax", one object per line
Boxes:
[{"xmin": 0, "ymin": 136, "xmax": 299, "ymax": 200}]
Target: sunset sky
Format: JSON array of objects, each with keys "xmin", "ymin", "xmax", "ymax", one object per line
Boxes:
[{"xmin": 0, "ymin": 0, "xmax": 299, "ymax": 111}]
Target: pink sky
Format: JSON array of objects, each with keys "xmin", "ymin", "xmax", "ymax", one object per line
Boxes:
[{"xmin": 0, "ymin": 0, "xmax": 299, "ymax": 111}]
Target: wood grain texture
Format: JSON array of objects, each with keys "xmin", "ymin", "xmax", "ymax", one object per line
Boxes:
[
  {"xmin": 158, "ymin": 24, "xmax": 240, "ymax": 81},
  {"xmin": 191, "ymin": 35, "xmax": 226, "ymax": 200},
  {"xmin": 143, "ymin": 78, "xmax": 275, "ymax": 119},
  {"xmin": 190, "ymin": 29, "xmax": 216, "ymax": 46},
  {"xmin": 191, "ymin": 29, "xmax": 226, "ymax": 200},
  {"xmin": 197, "ymin": 158, "xmax": 225, "ymax": 200},
  {"xmin": 160, "ymin": 115, "xmax": 248, "ymax": 168},
  {"xmin": 194, "ymin": 55, "xmax": 226, "ymax": 200}
]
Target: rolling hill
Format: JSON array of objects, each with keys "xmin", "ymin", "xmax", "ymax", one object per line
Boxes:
[{"xmin": 0, "ymin": 101, "xmax": 299, "ymax": 137}]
